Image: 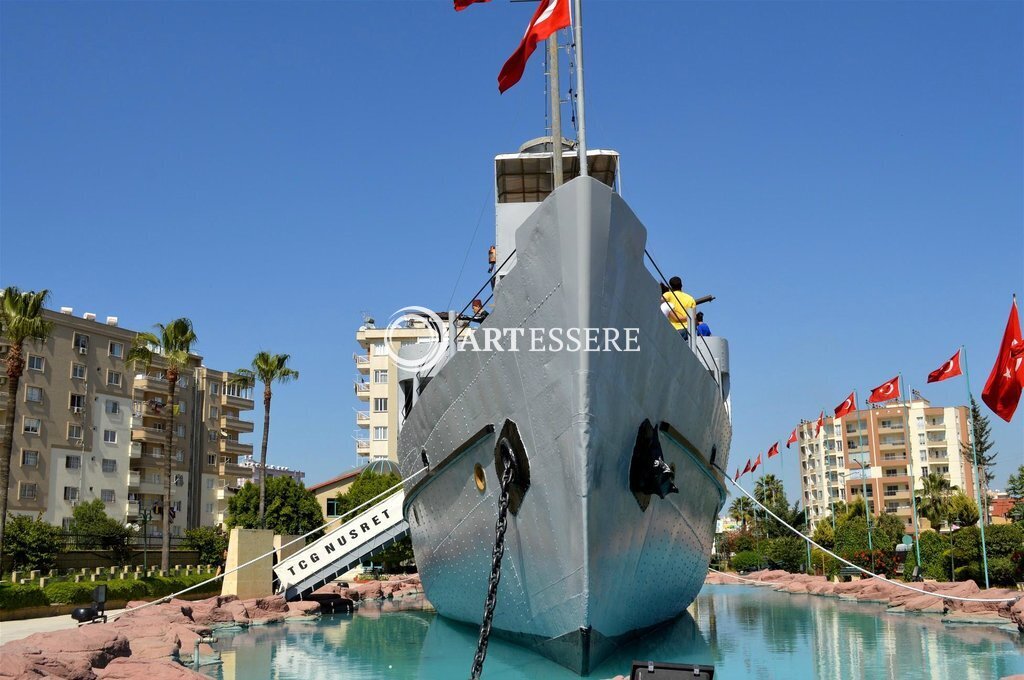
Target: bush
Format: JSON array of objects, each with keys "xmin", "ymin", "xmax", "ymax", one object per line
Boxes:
[
  {"xmin": 916, "ymin": 530, "xmax": 950, "ymax": 581},
  {"xmin": 68, "ymin": 500, "xmax": 135, "ymax": 563},
  {"xmin": 732, "ymin": 551, "xmax": 763, "ymax": 573},
  {"xmin": 43, "ymin": 581, "xmax": 96, "ymax": 605},
  {"xmin": 44, "ymin": 574, "xmax": 221, "ymax": 606},
  {"xmin": 811, "ymin": 548, "xmax": 839, "ymax": 579},
  {"xmin": 4, "ymin": 514, "xmax": 63, "ymax": 571},
  {"xmin": 763, "ymin": 537, "xmax": 806, "ymax": 573},
  {"xmin": 0, "ymin": 583, "xmax": 50, "ymax": 609},
  {"xmin": 183, "ymin": 526, "xmax": 229, "ymax": 566},
  {"xmin": 983, "ymin": 524, "xmax": 1024, "ymax": 558},
  {"xmin": 986, "ymin": 557, "xmax": 1017, "ymax": 587}
]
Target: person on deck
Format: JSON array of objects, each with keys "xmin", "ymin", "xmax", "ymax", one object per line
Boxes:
[
  {"xmin": 695, "ymin": 311, "xmax": 711, "ymax": 337},
  {"xmin": 662, "ymin": 276, "xmax": 696, "ymax": 342},
  {"xmin": 488, "ymin": 245, "xmax": 497, "ymax": 273}
]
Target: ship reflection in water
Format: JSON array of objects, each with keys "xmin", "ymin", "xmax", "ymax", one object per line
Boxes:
[{"xmin": 207, "ymin": 587, "xmax": 1024, "ymax": 679}]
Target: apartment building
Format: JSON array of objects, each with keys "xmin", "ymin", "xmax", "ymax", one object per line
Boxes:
[
  {"xmin": 237, "ymin": 456, "xmax": 306, "ymax": 487},
  {"xmin": 1, "ymin": 307, "xmax": 254, "ymax": 535},
  {"xmin": 798, "ymin": 396, "xmax": 973, "ymax": 533},
  {"xmin": 354, "ymin": 318, "xmax": 437, "ymax": 462}
]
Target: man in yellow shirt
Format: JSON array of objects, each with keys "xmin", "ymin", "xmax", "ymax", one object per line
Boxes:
[{"xmin": 662, "ymin": 276, "xmax": 696, "ymax": 341}]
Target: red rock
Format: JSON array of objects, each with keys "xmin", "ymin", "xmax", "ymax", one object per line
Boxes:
[
  {"xmin": 1, "ymin": 625, "xmax": 131, "ymax": 680},
  {"xmin": 1010, "ymin": 597, "xmax": 1024, "ymax": 632},
  {"xmin": 353, "ymin": 581, "xmax": 384, "ymax": 600},
  {"xmin": 95, "ymin": 658, "xmax": 204, "ymax": 679},
  {"xmin": 286, "ymin": 600, "xmax": 321, "ymax": 616},
  {"xmin": 254, "ymin": 596, "xmax": 288, "ymax": 613}
]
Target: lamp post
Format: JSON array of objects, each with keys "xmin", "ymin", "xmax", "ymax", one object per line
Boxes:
[
  {"xmin": 140, "ymin": 509, "xmax": 151, "ymax": 571},
  {"xmin": 849, "ymin": 459, "xmax": 875, "ymax": 573}
]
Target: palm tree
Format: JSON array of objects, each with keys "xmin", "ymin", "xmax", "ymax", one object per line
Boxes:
[
  {"xmin": 729, "ymin": 496, "xmax": 755, "ymax": 530},
  {"xmin": 917, "ymin": 471, "xmax": 956, "ymax": 531},
  {"xmin": 230, "ymin": 352, "xmax": 299, "ymax": 527},
  {"xmin": 0, "ymin": 287, "xmax": 52, "ymax": 555},
  {"xmin": 127, "ymin": 318, "xmax": 197, "ymax": 571},
  {"xmin": 754, "ymin": 474, "xmax": 785, "ymax": 508}
]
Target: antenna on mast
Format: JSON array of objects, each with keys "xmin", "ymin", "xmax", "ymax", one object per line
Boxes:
[{"xmin": 547, "ymin": 33, "xmax": 564, "ymax": 188}]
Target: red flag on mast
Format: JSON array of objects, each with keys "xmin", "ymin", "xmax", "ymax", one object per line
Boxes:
[
  {"xmin": 814, "ymin": 411, "xmax": 824, "ymax": 437},
  {"xmin": 767, "ymin": 442, "xmax": 780, "ymax": 459},
  {"xmin": 742, "ymin": 458, "xmax": 752, "ymax": 475},
  {"xmin": 982, "ymin": 298, "xmax": 1024, "ymax": 422},
  {"xmin": 786, "ymin": 428, "xmax": 798, "ymax": 448},
  {"xmin": 868, "ymin": 376, "xmax": 901, "ymax": 403},
  {"xmin": 834, "ymin": 391, "xmax": 856, "ymax": 419},
  {"xmin": 927, "ymin": 349, "xmax": 963, "ymax": 384},
  {"xmin": 498, "ymin": 0, "xmax": 571, "ymax": 93},
  {"xmin": 734, "ymin": 468, "xmax": 740, "ymax": 482},
  {"xmin": 454, "ymin": 0, "xmax": 491, "ymax": 10},
  {"xmin": 750, "ymin": 453, "xmax": 763, "ymax": 473}
]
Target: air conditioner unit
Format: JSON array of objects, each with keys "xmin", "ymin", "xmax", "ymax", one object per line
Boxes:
[
  {"xmin": 72, "ymin": 406, "xmax": 84, "ymax": 414},
  {"xmin": 78, "ymin": 346, "xmax": 88, "ymax": 355},
  {"xmin": 70, "ymin": 500, "xmax": 80, "ymax": 507}
]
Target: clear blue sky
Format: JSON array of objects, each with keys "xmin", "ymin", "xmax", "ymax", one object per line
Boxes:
[{"xmin": 2, "ymin": 1, "xmax": 1021, "ymax": 504}]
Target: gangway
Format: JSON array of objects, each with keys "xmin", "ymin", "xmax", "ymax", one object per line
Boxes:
[{"xmin": 273, "ymin": 492, "xmax": 408, "ymax": 600}]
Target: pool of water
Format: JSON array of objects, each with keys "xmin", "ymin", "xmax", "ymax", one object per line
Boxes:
[{"xmin": 205, "ymin": 585, "xmax": 1024, "ymax": 679}]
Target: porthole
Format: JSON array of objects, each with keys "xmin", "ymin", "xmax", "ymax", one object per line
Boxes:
[{"xmin": 474, "ymin": 463, "xmax": 486, "ymax": 493}]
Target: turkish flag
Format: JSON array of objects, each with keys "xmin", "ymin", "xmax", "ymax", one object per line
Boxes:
[
  {"xmin": 767, "ymin": 442, "xmax": 780, "ymax": 459},
  {"xmin": 834, "ymin": 391, "xmax": 857, "ymax": 419},
  {"xmin": 982, "ymin": 299, "xmax": 1024, "ymax": 422},
  {"xmin": 786, "ymin": 428, "xmax": 798, "ymax": 448},
  {"xmin": 454, "ymin": 0, "xmax": 490, "ymax": 10},
  {"xmin": 814, "ymin": 411, "xmax": 824, "ymax": 437},
  {"xmin": 750, "ymin": 453, "xmax": 763, "ymax": 473},
  {"xmin": 742, "ymin": 458, "xmax": 752, "ymax": 475},
  {"xmin": 498, "ymin": 0, "xmax": 571, "ymax": 93},
  {"xmin": 868, "ymin": 376, "xmax": 901, "ymax": 403},
  {"xmin": 734, "ymin": 468, "xmax": 740, "ymax": 482},
  {"xmin": 927, "ymin": 349, "xmax": 963, "ymax": 384}
]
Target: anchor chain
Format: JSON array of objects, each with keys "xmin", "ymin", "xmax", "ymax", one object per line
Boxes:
[{"xmin": 469, "ymin": 441, "xmax": 516, "ymax": 680}]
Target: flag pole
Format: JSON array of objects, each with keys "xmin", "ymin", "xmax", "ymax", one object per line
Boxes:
[
  {"xmin": 824, "ymin": 408, "xmax": 836, "ymax": 532},
  {"xmin": 858, "ymin": 391, "xmax": 875, "ymax": 571},
  {"xmin": 901, "ymin": 373, "xmax": 923, "ymax": 568},
  {"xmin": 961, "ymin": 345, "xmax": 990, "ymax": 589},
  {"xmin": 546, "ymin": 34, "xmax": 563, "ymax": 188},
  {"xmin": 571, "ymin": 0, "xmax": 588, "ymax": 177}
]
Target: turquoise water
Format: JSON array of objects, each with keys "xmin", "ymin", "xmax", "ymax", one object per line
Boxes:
[{"xmin": 206, "ymin": 585, "xmax": 1024, "ymax": 679}]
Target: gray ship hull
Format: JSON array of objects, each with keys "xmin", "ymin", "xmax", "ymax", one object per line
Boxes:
[{"xmin": 397, "ymin": 177, "xmax": 731, "ymax": 674}]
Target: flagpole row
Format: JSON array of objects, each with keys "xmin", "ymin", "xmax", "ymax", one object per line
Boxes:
[
  {"xmin": 900, "ymin": 373, "xmax": 924, "ymax": 569},
  {"xmin": 961, "ymin": 345, "xmax": 991, "ymax": 589}
]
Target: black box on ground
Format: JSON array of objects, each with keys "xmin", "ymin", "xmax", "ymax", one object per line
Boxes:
[{"xmin": 629, "ymin": 660, "xmax": 715, "ymax": 679}]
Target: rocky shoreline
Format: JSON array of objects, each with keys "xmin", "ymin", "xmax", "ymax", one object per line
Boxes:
[
  {"xmin": 0, "ymin": 576, "xmax": 424, "ymax": 680},
  {"xmin": 706, "ymin": 569, "xmax": 1024, "ymax": 631}
]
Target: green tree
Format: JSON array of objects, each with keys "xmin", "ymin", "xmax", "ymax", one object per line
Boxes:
[
  {"xmin": 4, "ymin": 513, "xmax": 63, "ymax": 571},
  {"xmin": 963, "ymin": 397, "xmax": 998, "ymax": 523},
  {"xmin": 230, "ymin": 353, "xmax": 299, "ymax": 527},
  {"xmin": 1006, "ymin": 465, "xmax": 1024, "ymax": 524},
  {"xmin": 763, "ymin": 537, "xmax": 806, "ymax": 572},
  {"xmin": 0, "ymin": 287, "xmax": 53, "ymax": 556},
  {"xmin": 728, "ymin": 497, "xmax": 755, "ymax": 530},
  {"xmin": 69, "ymin": 499, "xmax": 134, "ymax": 562},
  {"xmin": 183, "ymin": 526, "xmax": 229, "ymax": 566},
  {"xmin": 334, "ymin": 470, "xmax": 413, "ymax": 571},
  {"xmin": 126, "ymin": 317, "xmax": 197, "ymax": 571},
  {"xmin": 227, "ymin": 475, "xmax": 323, "ymax": 537},
  {"xmin": 916, "ymin": 471, "xmax": 956, "ymax": 531},
  {"xmin": 947, "ymin": 491, "xmax": 980, "ymax": 527},
  {"xmin": 812, "ymin": 520, "xmax": 835, "ymax": 550}
]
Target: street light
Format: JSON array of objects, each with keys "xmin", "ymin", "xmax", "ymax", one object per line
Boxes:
[
  {"xmin": 846, "ymin": 458, "xmax": 875, "ymax": 573},
  {"xmin": 139, "ymin": 509, "xmax": 152, "ymax": 571}
]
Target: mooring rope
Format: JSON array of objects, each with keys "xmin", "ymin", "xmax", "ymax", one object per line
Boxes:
[
  {"xmin": 110, "ymin": 467, "xmax": 427, "ymax": 620},
  {"xmin": 707, "ymin": 567, "xmax": 764, "ymax": 585},
  {"xmin": 717, "ymin": 469, "xmax": 1019, "ymax": 604}
]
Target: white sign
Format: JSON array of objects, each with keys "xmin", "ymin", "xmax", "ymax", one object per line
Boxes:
[{"xmin": 274, "ymin": 492, "xmax": 405, "ymax": 588}]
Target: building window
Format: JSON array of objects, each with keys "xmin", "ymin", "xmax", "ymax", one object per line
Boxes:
[
  {"xmin": 373, "ymin": 426, "xmax": 388, "ymax": 441},
  {"xmin": 25, "ymin": 386, "xmax": 43, "ymax": 403},
  {"xmin": 27, "ymin": 355, "xmax": 44, "ymax": 371},
  {"xmin": 103, "ymin": 430, "xmax": 117, "ymax": 444},
  {"xmin": 373, "ymin": 369, "xmax": 388, "ymax": 384},
  {"xmin": 101, "ymin": 489, "xmax": 115, "ymax": 503},
  {"xmin": 373, "ymin": 397, "xmax": 388, "ymax": 412},
  {"xmin": 148, "ymin": 472, "xmax": 161, "ymax": 484},
  {"xmin": 372, "ymin": 341, "xmax": 387, "ymax": 356},
  {"xmin": 108, "ymin": 341, "xmax": 124, "ymax": 358},
  {"xmin": 175, "ymin": 449, "xmax": 184, "ymax": 462},
  {"xmin": 102, "ymin": 459, "xmax": 117, "ymax": 473},
  {"xmin": 209, "ymin": 405, "xmax": 219, "ymax": 419},
  {"xmin": 73, "ymin": 333, "xmax": 89, "ymax": 351},
  {"xmin": 326, "ymin": 498, "xmax": 341, "ymax": 517},
  {"xmin": 107, "ymin": 370, "xmax": 122, "ymax": 387},
  {"xmin": 175, "ymin": 424, "xmax": 185, "ymax": 437},
  {"xmin": 69, "ymin": 393, "xmax": 85, "ymax": 412},
  {"xmin": 64, "ymin": 486, "xmax": 79, "ymax": 501},
  {"xmin": 205, "ymin": 503, "xmax": 214, "ymax": 514},
  {"xmin": 207, "ymin": 453, "xmax": 217, "ymax": 466},
  {"xmin": 209, "ymin": 382, "xmax": 220, "ymax": 396},
  {"xmin": 68, "ymin": 424, "xmax": 83, "ymax": 440},
  {"xmin": 206, "ymin": 477, "xmax": 215, "ymax": 489},
  {"xmin": 177, "ymin": 400, "xmax": 186, "ymax": 414},
  {"xmin": 105, "ymin": 400, "xmax": 121, "ymax": 414},
  {"xmin": 72, "ymin": 363, "xmax": 87, "ymax": 379},
  {"xmin": 23, "ymin": 418, "xmax": 41, "ymax": 434},
  {"xmin": 20, "ymin": 483, "xmax": 38, "ymax": 500},
  {"xmin": 61, "ymin": 517, "xmax": 73, "ymax": 530},
  {"xmin": 208, "ymin": 431, "xmax": 218, "ymax": 442},
  {"xmin": 21, "ymin": 450, "xmax": 39, "ymax": 467},
  {"xmin": 66, "ymin": 454, "xmax": 82, "ymax": 469},
  {"xmin": 225, "ymin": 383, "xmax": 245, "ymax": 398}
]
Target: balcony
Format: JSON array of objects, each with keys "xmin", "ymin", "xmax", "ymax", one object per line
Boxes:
[
  {"xmin": 216, "ymin": 487, "xmax": 228, "ymax": 500},
  {"xmin": 219, "ymin": 439, "xmax": 254, "ymax": 457},
  {"xmin": 130, "ymin": 442, "xmax": 142, "ymax": 459},
  {"xmin": 354, "ymin": 353, "xmax": 370, "ymax": 373},
  {"xmin": 221, "ymin": 392, "xmax": 255, "ymax": 411},
  {"xmin": 131, "ymin": 427, "xmax": 177, "ymax": 445},
  {"xmin": 355, "ymin": 439, "xmax": 370, "ymax": 455},
  {"xmin": 221, "ymin": 414, "xmax": 254, "ymax": 434},
  {"xmin": 878, "ymin": 439, "xmax": 906, "ymax": 450},
  {"xmin": 134, "ymin": 375, "xmax": 171, "ymax": 395},
  {"xmin": 354, "ymin": 381, "xmax": 370, "ymax": 400},
  {"xmin": 127, "ymin": 501, "xmax": 140, "ymax": 517},
  {"xmin": 139, "ymin": 478, "xmax": 164, "ymax": 495},
  {"xmin": 925, "ymin": 419, "xmax": 945, "ymax": 429},
  {"xmin": 128, "ymin": 471, "xmax": 141, "ymax": 488},
  {"xmin": 356, "ymin": 410, "xmax": 370, "ymax": 427},
  {"xmin": 219, "ymin": 460, "xmax": 251, "ymax": 482}
]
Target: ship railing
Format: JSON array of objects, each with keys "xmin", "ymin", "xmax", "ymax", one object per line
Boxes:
[{"xmin": 452, "ymin": 249, "xmax": 517, "ymax": 346}]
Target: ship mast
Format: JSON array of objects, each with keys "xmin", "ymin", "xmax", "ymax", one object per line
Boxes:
[
  {"xmin": 547, "ymin": 34, "xmax": 564, "ymax": 188},
  {"xmin": 572, "ymin": 0, "xmax": 588, "ymax": 177}
]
